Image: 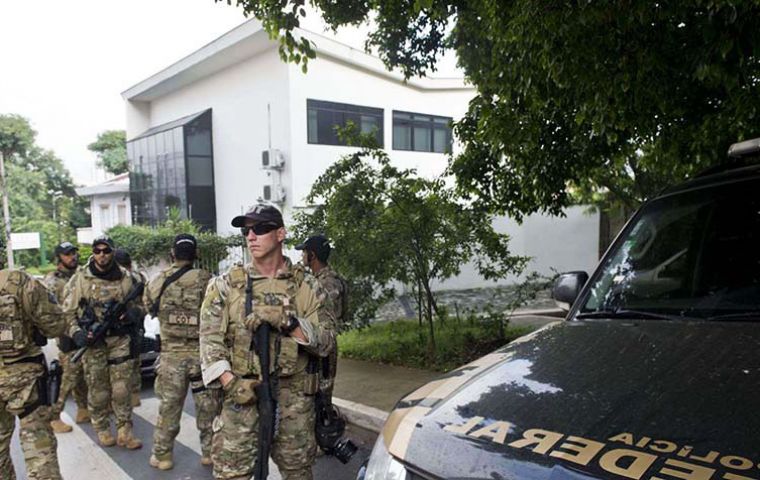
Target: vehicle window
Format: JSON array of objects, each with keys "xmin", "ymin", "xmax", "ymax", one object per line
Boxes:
[{"xmin": 582, "ymin": 177, "xmax": 760, "ymax": 319}]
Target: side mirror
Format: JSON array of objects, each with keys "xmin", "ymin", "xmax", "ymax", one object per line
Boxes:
[{"xmin": 552, "ymin": 271, "xmax": 589, "ymax": 311}]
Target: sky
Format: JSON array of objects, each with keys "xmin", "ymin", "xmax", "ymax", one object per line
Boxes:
[{"xmin": 0, "ymin": 0, "xmax": 462, "ymax": 187}]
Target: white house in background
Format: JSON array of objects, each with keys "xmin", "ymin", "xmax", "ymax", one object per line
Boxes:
[
  {"xmin": 75, "ymin": 173, "xmax": 132, "ymax": 244},
  {"xmin": 122, "ymin": 19, "xmax": 599, "ymax": 287}
]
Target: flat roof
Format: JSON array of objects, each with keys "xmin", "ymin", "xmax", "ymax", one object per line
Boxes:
[{"xmin": 122, "ymin": 19, "xmax": 473, "ymax": 102}]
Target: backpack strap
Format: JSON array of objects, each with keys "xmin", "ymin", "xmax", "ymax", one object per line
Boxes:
[{"xmin": 150, "ymin": 265, "xmax": 193, "ymax": 317}]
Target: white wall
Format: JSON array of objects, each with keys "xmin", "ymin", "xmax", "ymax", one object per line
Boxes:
[
  {"xmin": 286, "ymin": 54, "xmax": 475, "ymax": 207},
  {"xmin": 146, "ymin": 48, "xmax": 291, "ymax": 234},
  {"xmin": 89, "ymin": 192, "xmax": 131, "ymax": 237},
  {"xmin": 433, "ymin": 206, "xmax": 601, "ymax": 290}
]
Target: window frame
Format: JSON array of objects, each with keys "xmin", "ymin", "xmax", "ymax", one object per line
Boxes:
[
  {"xmin": 306, "ymin": 99, "xmax": 384, "ymax": 147},
  {"xmin": 392, "ymin": 110, "xmax": 453, "ymax": 154}
]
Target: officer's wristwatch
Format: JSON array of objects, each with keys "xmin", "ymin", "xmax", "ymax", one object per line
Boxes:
[{"xmin": 281, "ymin": 315, "xmax": 299, "ymax": 335}]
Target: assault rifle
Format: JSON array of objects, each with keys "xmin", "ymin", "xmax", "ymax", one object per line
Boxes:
[
  {"xmin": 247, "ymin": 276, "xmax": 279, "ymax": 480},
  {"xmin": 72, "ymin": 282, "xmax": 145, "ymax": 363}
]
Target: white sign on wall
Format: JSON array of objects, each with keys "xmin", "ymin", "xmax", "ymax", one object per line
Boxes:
[{"xmin": 11, "ymin": 232, "xmax": 41, "ymax": 250}]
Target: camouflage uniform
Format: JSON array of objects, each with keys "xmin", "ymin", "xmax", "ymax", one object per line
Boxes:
[
  {"xmin": 200, "ymin": 259, "xmax": 336, "ymax": 480},
  {"xmin": 43, "ymin": 269, "xmax": 88, "ymax": 419},
  {"xmin": 0, "ymin": 269, "xmax": 65, "ymax": 479},
  {"xmin": 62, "ymin": 261, "xmax": 144, "ymax": 442},
  {"xmin": 129, "ymin": 270, "xmax": 148, "ymax": 403},
  {"xmin": 145, "ymin": 263, "xmax": 221, "ymax": 462},
  {"xmin": 314, "ymin": 266, "xmax": 349, "ymax": 401}
]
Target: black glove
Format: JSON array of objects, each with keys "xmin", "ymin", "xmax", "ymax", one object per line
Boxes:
[{"xmin": 72, "ymin": 329, "xmax": 89, "ymax": 348}]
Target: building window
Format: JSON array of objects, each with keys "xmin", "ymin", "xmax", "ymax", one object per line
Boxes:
[
  {"xmin": 392, "ymin": 111, "xmax": 453, "ymax": 153},
  {"xmin": 117, "ymin": 204, "xmax": 127, "ymax": 225},
  {"xmin": 99, "ymin": 204, "xmax": 111, "ymax": 230},
  {"xmin": 307, "ymin": 99, "xmax": 383, "ymax": 147}
]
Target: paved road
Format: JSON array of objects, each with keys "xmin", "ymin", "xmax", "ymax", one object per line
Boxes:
[{"xmin": 11, "ymin": 376, "xmax": 375, "ymax": 479}]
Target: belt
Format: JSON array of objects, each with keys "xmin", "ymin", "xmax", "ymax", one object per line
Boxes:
[{"xmin": 107, "ymin": 355, "xmax": 133, "ymax": 366}]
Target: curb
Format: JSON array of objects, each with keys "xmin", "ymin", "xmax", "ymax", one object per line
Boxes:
[{"xmin": 333, "ymin": 397, "xmax": 389, "ymax": 433}]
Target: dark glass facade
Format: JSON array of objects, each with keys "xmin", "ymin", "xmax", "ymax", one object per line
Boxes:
[{"xmin": 127, "ymin": 109, "xmax": 216, "ymax": 231}]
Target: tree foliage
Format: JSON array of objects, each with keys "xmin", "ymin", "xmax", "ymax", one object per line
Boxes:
[
  {"xmin": 291, "ymin": 140, "xmax": 526, "ymax": 351},
  {"xmin": 221, "ymin": 0, "xmax": 760, "ymax": 215},
  {"xmin": 0, "ymin": 114, "xmax": 89, "ymax": 266},
  {"xmin": 106, "ymin": 209, "xmax": 244, "ymax": 273},
  {"xmin": 88, "ymin": 129, "xmax": 128, "ymax": 176}
]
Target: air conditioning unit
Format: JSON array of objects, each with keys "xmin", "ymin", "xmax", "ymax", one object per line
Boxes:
[
  {"xmin": 261, "ymin": 149, "xmax": 285, "ymax": 169},
  {"xmin": 262, "ymin": 184, "xmax": 286, "ymax": 204}
]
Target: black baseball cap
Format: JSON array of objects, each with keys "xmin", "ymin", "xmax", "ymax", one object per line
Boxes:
[
  {"xmin": 92, "ymin": 235, "xmax": 115, "ymax": 249},
  {"xmin": 295, "ymin": 234, "xmax": 331, "ymax": 262},
  {"xmin": 231, "ymin": 204, "xmax": 284, "ymax": 228},
  {"xmin": 173, "ymin": 233, "xmax": 197, "ymax": 249},
  {"xmin": 114, "ymin": 248, "xmax": 131, "ymax": 267},
  {"xmin": 54, "ymin": 241, "xmax": 78, "ymax": 257}
]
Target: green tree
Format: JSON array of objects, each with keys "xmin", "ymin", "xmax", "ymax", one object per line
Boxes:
[
  {"xmin": 0, "ymin": 114, "xmax": 89, "ymax": 266},
  {"xmin": 221, "ymin": 0, "xmax": 760, "ymax": 216},
  {"xmin": 291, "ymin": 141, "xmax": 526, "ymax": 353},
  {"xmin": 88, "ymin": 130, "xmax": 128, "ymax": 176}
]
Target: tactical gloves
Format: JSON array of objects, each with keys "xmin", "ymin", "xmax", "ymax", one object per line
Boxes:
[
  {"xmin": 245, "ymin": 305, "xmax": 293, "ymax": 332},
  {"xmin": 72, "ymin": 329, "xmax": 90, "ymax": 348},
  {"xmin": 223, "ymin": 376, "xmax": 260, "ymax": 406}
]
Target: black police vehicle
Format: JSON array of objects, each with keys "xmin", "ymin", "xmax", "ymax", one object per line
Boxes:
[{"xmin": 360, "ymin": 138, "xmax": 760, "ymax": 480}]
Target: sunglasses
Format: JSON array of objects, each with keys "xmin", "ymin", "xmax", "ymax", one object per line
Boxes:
[
  {"xmin": 92, "ymin": 247, "xmax": 113, "ymax": 255},
  {"xmin": 240, "ymin": 224, "xmax": 280, "ymax": 237}
]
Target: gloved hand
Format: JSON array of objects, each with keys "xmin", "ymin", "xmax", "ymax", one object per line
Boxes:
[
  {"xmin": 223, "ymin": 376, "xmax": 260, "ymax": 406},
  {"xmin": 72, "ymin": 329, "xmax": 90, "ymax": 348},
  {"xmin": 244, "ymin": 305, "xmax": 289, "ymax": 332},
  {"xmin": 121, "ymin": 307, "xmax": 144, "ymax": 325}
]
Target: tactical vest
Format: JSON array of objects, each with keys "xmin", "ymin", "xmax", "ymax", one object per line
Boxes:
[
  {"xmin": 80, "ymin": 269, "xmax": 133, "ymax": 325},
  {"xmin": 156, "ymin": 268, "xmax": 208, "ymax": 345},
  {"xmin": 226, "ymin": 265, "xmax": 307, "ymax": 379},
  {"xmin": 0, "ymin": 271, "xmax": 34, "ymax": 358}
]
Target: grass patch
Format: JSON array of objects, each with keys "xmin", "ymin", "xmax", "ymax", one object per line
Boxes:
[{"xmin": 338, "ymin": 318, "xmax": 534, "ymax": 372}]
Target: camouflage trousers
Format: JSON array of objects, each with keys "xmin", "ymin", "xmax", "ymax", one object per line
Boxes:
[
  {"xmin": 152, "ymin": 351, "xmax": 222, "ymax": 458},
  {"xmin": 131, "ymin": 358, "xmax": 141, "ymax": 397},
  {"xmin": 82, "ymin": 335, "xmax": 133, "ymax": 432},
  {"xmin": 318, "ymin": 349, "xmax": 338, "ymax": 403},
  {"xmin": 212, "ymin": 373, "xmax": 317, "ymax": 480},
  {"xmin": 0, "ymin": 361, "xmax": 61, "ymax": 480},
  {"xmin": 52, "ymin": 350, "xmax": 88, "ymax": 416}
]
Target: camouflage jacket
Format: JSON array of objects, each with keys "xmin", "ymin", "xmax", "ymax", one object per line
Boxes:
[
  {"xmin": 62, "ymin": 261, "xmax": 144, "ymax": 338},
  {"xmin": 200, "ymin": 258, "xmax": 336, "ymax": 386},
  {"xmin": 44, "ymin": 267, "xmax": 77, "ymax": 346},
  {"xmin": 0, "ymin": 269, "xmax": 65, "ymax": 362},
  {"xmin": 315, "ymin": 265, "xmax": 349, "ymax": 332},
  {"xmin": 43, "ymin": 267, "xmax": 75, "ymax": 302},
  {"xmin": 144, "ymin": 262, "xmax": 212, "ymax": 352}
]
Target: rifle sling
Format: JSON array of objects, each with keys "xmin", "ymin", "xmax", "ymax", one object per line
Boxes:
[{"xmin": 150, "ymin": 265, "xmax": 193, "ymax": 317}]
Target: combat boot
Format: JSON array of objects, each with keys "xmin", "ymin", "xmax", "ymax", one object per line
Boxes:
[
  {"xmin": 131, "ymin": 392, "xmax": 141, "ymax": 407},
  {"xmin": 50, "ymin": 418, "xmax": 73, "ymax": 433},
  {"xmin": 75, "ymin": 408, "xmax": 90, "ymax": 424},
  {"xmin": 200, "ymin": 455, "xmax": 212, "ymax": 466},
  {"xmin": 97, "ymin": 430, "xmax": 116, "ymax": 447},
  {"xmin": 117, "ymin": 424, "xmax": 143, "ymax": 449},
  {"xmin": 149, "ymin": 453, "xmax": 174, "ymax": 470}
]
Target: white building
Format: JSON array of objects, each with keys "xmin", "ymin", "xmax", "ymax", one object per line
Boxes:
[
  {"xmin": 75, "ymin": 173, "xmax": 132, "ymax": 244},
  {"xmin": 122, "ymin": 19, "xmax": 599, "ymax": 287}
]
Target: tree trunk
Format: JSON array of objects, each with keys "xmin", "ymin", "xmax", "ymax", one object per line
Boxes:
[{"xmin": 426, "ymin": 285, "xmax": 436, "ymax": 356}]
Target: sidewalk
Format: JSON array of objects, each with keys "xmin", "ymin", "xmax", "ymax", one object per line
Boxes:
[{"xmin": 332, "ymin": 313, "xmax": 562, "ymax": 432}]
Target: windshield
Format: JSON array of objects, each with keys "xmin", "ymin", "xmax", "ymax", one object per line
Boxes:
[{"xmin": 580, "ymin": 177, "xmax": 760, "ymax": 320}]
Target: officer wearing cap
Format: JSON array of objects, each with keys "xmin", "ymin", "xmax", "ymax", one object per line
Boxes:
[
  {"xmin": 296, "ymin": 235, "xmax": 349, "ymax": 403},
  {"xmin": 44, "ymin": 241, "xmax": 90, "ymax": 433},
  {"xmin": 147, "ymin": 234, "xmax": 221, "ymax": 471},
  {"xmin": 200, "ymin": 204, "xmax": 336, "ymax": 480},
  {"xmin": 62, "ymin": 235, "xmax": 145, "ymax": 449},
  {"xmin": 113, "ymin": 248, "xmax": 147, "ymax": 408}
]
